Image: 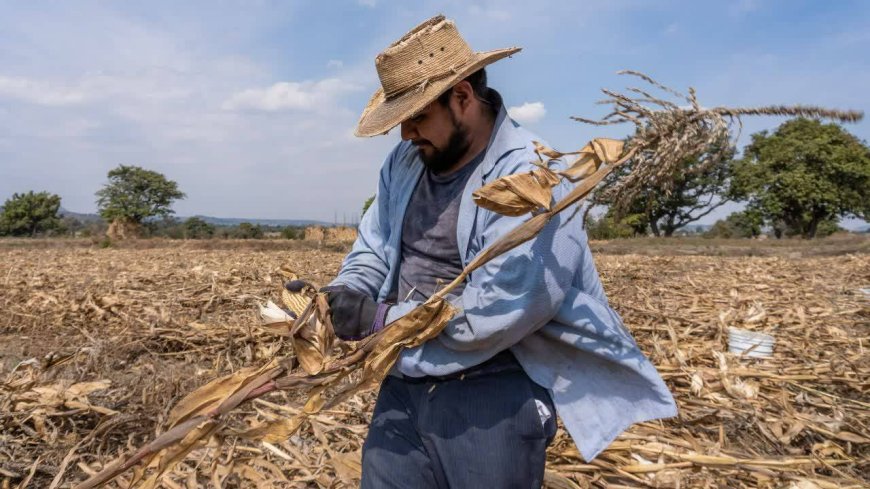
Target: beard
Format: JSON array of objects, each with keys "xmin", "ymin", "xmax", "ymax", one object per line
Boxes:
[{"xmin": 416, "ymin": 109, "xmax": 471, "ymax": 174}]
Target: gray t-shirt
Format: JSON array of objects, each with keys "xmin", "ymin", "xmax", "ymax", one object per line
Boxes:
[{"xmin": 396, "ymin": 150, "xmax": 485, "ymax": 303}]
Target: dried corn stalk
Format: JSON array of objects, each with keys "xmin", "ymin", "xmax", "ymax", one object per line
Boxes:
[
  {"xmin": 74, "ymin": 279, "xmax": 455, "ymax": 489},
  {"xmin": 473, "ymin": 138, "xmax": 625, "ymax": 217},
  {"xmin": 74, "ymin": 71, "xmax": 863, "ymax": 488},
  {"xmin": 472, "ymin": 163, "xmax": 561, "ymax": 215},
  {"xmin": 575, "ymin": 70, "xmax": 863, "ymax": 217}
]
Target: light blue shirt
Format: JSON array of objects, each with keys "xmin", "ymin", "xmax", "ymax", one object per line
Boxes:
[{"xmin": 331, "ymin": 106, "xmax": 677, "ymax": 461}]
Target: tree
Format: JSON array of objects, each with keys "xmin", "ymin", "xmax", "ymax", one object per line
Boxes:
[
  {"xmin": 183, "ymin": 217, "xmax": 215, "ymax": 239},
  {"xmin": 133, "ymin": 216, "xmax": 180, "ymax": 238},
  {"xmin": 730, "ymin": 118, "xmax": 870, "ymax": 238},
  {"xmin": 96, "ymin": 165, "xmax": 185, "ymax": 227},
  {"xmin": 584, "ymin": 213, "xmax": 635, "ymax": 240},
  {"xmin": 362, "ymin": 195, "xmax": 375, "ymax": 216},
  {"xmin": 815, "ymin": 218, "xmax": 843, "ymax": 238},
  {"xmin": 59, "ymin": 215, "xmax": 85, "ymax": 237},
  {"xmin": 705, "ymin": 210, "xmax": 763, "ymax": 239},
  {"xmin": 281, "ymin": 226, "xmax": 304, "ymax": 240},
  {"xmin": 234, "ymin": 222, "xmax": 263, "ymax": 239},
  {"xmin": 0, "ymin": 191, "xmax": 62, "ymax": 236},
  {"xmin": 593, "ymin": 140, "xmax": 735, "ymax": 237}
]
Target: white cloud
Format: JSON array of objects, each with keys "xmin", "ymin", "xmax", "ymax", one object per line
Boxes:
[
  {"xmin": 508, "ymin": 101, "xmax": 546, "ymax": 124},
  {"xmin": 357, "ymin": 0, "xmax": 377, "ymax": 7},
  {"xmin": 221, "ymin": 78, "xmax": 362, "ymax": 112},
  {"xmin": 0, "ymin": 71, "xmax": 200, "ymax": 110},
  {"xmin": 0, "ymin": 4, "xmax": 391, "ymax": 223},
  {"xmin": 327, "ymin": 59, "xmax": 344, "ymax": 69},
  {"xmin": 0, "ymin": 75, "xmax": 87, "ymax": 106}
]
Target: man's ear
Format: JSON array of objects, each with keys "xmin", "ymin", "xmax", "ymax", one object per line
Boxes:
[{"xmin": 451, "ymin": 80, "xmax": 474, "ymax": 113}]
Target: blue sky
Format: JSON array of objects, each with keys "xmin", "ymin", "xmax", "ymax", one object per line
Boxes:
[{"xmin": 1, "ymin": 1, "xmax": 868, "ymax": 225}]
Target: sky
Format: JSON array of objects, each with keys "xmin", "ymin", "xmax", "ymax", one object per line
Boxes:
[{"xmin": 1, "ymin": 0, "xmax": 868, "ymax": 225}]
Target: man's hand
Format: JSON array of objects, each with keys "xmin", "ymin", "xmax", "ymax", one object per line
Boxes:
[{"xmin": 320, "ymin": 285, "xmax": 390, "ymax": 341}]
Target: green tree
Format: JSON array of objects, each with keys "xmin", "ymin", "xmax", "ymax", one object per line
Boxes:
[
  {"xmin": 814, "ymin": 218, "xmax": 843, "ymax": 238},
  {"xmin": 362, "ymin": 195, "xmax": 375, "ymax": 216},
  {"xmin": 730, "ymin": 118, "xmax": 870, "ymax": 238},
  {"xmin": 183, "ymin": 217, "xmax": 215, "ymax": 239},
  {"xmin": 281, "ymin": 225, "xmax": 304, "ymax": 240},
  {"xmin": 594, "ymin": 140, "xmax": 735, "ymax": 237},
  {"xmin": 96, "ymin": 165, "xmax": 185, "ymax": 226},
  {"xmin": 59, "ymin": 215, "xmax": 85, "ymax": 236},
  {"xmin": 705, "ymin": 210, "xmax": 763, "ymax": 239},
  {"xmin": 0, "ymin": 191, "xmax": 62, "ymax": 236},
  {"xmin": 584, "ymin": 213, "xmax": 635, "ymax": 240},
  {"xmin": 234, "ymin": 222, "xmax": 263, "ymax": 239}
]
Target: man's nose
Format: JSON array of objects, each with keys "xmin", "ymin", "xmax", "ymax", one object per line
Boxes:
[{"xmin": 400, "ymin": 120, "xmax": 417, "ymax": 141}]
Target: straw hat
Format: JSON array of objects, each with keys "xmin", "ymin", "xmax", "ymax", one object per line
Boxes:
[{"xmin": 355, "ymin": 15, "xmax": 521, "ymax": 137}]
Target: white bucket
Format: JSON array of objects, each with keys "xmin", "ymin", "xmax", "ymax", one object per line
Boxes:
[{"xmin": 728, "ymin": 327, "xmax": 775, "ymax": 358}]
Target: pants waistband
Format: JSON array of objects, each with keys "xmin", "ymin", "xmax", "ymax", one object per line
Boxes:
[{"xmin": 401, "ymin": 350, "xmax": 522, "ymax": 384}]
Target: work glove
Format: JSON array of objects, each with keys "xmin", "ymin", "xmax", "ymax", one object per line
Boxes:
[{"xmin": 320, "ymin": 284, "xmax": 391, "ymax": 341}]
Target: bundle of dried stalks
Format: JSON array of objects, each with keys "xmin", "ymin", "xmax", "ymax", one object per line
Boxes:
[
  {"xmin": 302, "ymin": 227, "xmax": 358, "ymax": 244},
  {"xmin": 68, "ymin": 274, "xmax": 454, "ymax": 488},
  {"xmin": 302, "ymin": 226, "xmax": 327, "ymax": 242},
  {"xmin": 571, "ymin": 70, "xmax": 863, "ymax": 217}
]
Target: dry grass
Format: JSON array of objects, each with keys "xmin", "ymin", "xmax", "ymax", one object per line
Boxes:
[
  {"xmin": 1, "ymin": 240, "xmax": 867, "ymax": 488},
  {"xmin": 589, "ymin": 233, "xmax": 870, "ymax": 257}
]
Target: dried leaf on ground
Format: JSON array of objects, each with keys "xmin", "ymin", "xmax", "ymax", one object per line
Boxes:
[{"xmin": 4, "ymin": 243, "xmax": 865, "ymax": 488}]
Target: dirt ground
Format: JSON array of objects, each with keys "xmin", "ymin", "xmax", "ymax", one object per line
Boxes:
[{"xmin": 1, "ymin": 237, "xmax": 867, "ymax": 488}]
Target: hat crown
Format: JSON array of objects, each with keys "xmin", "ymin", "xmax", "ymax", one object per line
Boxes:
[{"xmin": 375, "ymin": 15, "xmax": 474, "ymax": 99}]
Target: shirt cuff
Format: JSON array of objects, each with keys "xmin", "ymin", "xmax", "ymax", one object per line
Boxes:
[{"xmin": 384, "ymin": 300, "xmax": 423, "ymax": 325}]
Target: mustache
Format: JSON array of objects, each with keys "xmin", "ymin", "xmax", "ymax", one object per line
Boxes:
[{"xmin": 412, "ymin": 139, "xmax": 433, "ymax": 147}]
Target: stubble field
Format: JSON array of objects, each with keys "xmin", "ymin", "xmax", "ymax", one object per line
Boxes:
[{"xmin": 1, "ymin": 237, "xmax": 867, "ymax": 488}]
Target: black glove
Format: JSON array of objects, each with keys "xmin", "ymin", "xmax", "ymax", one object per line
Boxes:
[{"xmin": 320, "ymin": 285, "xmax": 390, "ymax": 340}]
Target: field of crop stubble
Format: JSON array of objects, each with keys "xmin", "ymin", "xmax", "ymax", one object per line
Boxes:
[{"xmin": 1, "ymin": 237, "xmax": 867, "ymax": 488}]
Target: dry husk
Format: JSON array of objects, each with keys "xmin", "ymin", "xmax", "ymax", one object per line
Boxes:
[
  {"xmin": 472, "ymin": 165, "xmax": 562, "ymax": 216},
  {"xmin": 472, "ymin": 139, "xmax": 623, "ymax": 217}
]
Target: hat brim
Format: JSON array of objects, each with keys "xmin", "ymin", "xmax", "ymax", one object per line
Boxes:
[{"xmin": 355, "ymin": 47, "xmax": 521, "ymax": 137}]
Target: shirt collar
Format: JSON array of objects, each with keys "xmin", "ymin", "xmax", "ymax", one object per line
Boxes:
[{"xmin": 479, "ymin": 90, "xmax": 528, "ymax": 178}]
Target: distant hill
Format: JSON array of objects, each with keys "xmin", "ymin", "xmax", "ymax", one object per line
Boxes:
[
  {"xmin": 189, "ymin": 215, "xmax": 332, "ymax": 228},
  {"xmin": 680, "ymin": 224, "xmax": 713, "ymax": 233},
  {"xmin": 58, "ymin": 208, "xmax": 333, "ymax": 228},
  {"xmin": 59, "ymin": 208, "xmax": 103, "ymax": 223}
]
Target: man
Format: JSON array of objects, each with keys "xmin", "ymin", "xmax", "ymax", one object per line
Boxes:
[{"xmin": 320, "ymin": 15, "xmax": 676, "ymax": 488}]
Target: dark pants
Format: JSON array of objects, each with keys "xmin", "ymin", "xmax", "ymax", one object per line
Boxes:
[{"xmin": 361, "ymin": 351, "xmax": 557, "ymax": 489}]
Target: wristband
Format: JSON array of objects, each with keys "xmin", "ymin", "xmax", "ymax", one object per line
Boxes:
[{"xmin": 369, "ymin": 302, "xmax": 391, "ymax": 336}]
